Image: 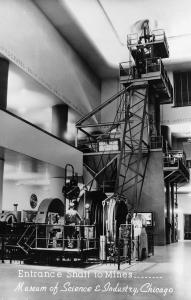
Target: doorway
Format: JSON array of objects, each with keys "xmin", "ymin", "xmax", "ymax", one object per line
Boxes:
[{"xmin": 184, "ymin": 214, "xmax": 191, "ymax": 239}]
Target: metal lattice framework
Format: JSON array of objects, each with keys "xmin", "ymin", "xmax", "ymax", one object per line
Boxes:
[
  {"xmin": 76, "ymin": 81, "xmax": 150, "ymax": 212},
  {"xmin": 115, "ymin": 83, "xmax": 150, "ymax": 210},
  {"xmin": 75, "ymin": 22, "xmax": 173, "ymax": 213}
]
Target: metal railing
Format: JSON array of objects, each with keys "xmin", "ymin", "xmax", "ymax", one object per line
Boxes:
[
  {"xmin": 127, "ymin": 33, "xmax": 138, "ymax": 46},
  {"xmin": 160, "ymin": 59, "xmax": 173, "ymax": 97},
  {"xmin": 163, "ymin": 150, "xmax": 186, "ymax": 168},
  {"xmin": 163, "ymin": 155, "xmax": 179, "ymax": 168},
  {"xmin": 127, "ymin": 29, "xmax": 168, "ymax": 48},
  {"xmin": 120, "ymin": 58, "xmax": 173, "ymax": 98},
  {"xmin": 78, "ymin": 133, "xmax": 163, "ymax": 154},
  {"xmin": 1, "ymin": 223, "xmax": 155, "ymax": 266},
  {"xmin": 32, "ymin": 224, "xmax": 97, "ymax": 251},
  {"xmin": 120, "ymin": 57, "xmax": 163, "ymax": 79},
  {"xmin": 150, "ymin": 136, "xmax": 163, "ymax": 149},
  {"xmin": 78, "ymin": 136, "xmax": 121, "ymax": 154},
  {"xmin": 151, "ymin": 29, "xmax": 169, "ymax": 51},
  {"xmin": 119, "ymin": 61, "xmax": 134, "ymax": 78},
  {"xmin": 145, "ymin": 57, "xmax": 161, "ymax": 73}
]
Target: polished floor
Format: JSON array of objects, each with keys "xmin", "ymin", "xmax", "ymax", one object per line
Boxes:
[{"xmin": 0, "ymin": 241, "xmax": 191, "ymax": 300}]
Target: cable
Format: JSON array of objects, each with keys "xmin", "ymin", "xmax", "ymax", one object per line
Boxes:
[{"xmin": 96, "ymin": 0, "xmax": 124, "ymax": 46}]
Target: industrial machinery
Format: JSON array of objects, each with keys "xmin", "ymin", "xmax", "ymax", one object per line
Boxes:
[
  {"xmin": 0, "ymin": 21, "xmax": 175, "ymax": 266},
  {"xmin": 0, "ymin": 196, "xmax": 99, "ymax": 263},
  {"xmin": 62, "ymin": 164, "xmax": 80, "ymax": 203},
  {"xmin": 0, "ymin": 204, "xmax": 20, "ymax": 223},
  {"xmin": 0, "ymin": 211, "xmax": 17, "ymax": 223}
]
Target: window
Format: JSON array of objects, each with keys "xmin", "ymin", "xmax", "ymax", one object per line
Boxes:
[{"xmin": 174, "ymin": 71, "xmax": 191, "ymax": 106}]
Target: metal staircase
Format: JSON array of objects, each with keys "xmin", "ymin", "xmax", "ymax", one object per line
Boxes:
[{"xmin": 17, "ymin": 224, "xmax": 36, "ymax": 254}]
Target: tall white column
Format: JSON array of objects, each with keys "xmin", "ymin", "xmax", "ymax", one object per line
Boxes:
[
  {"xmin": 0, "ymin": 58, "xmax": 9, "ymax": 110},
  {"xmin": 51, "ymin": 104, "xmax": 69, "ymax": 209},
  {"xmin": 52, "ymin": 104, "xmax": 68, "ymax": 140},
  {"xmin": 0, "ymin": 58, "xmax": 9, "ymax": 211},
  {"xmin": 0, "ymin": 159, "xmax": 4, "ymax": 211}
]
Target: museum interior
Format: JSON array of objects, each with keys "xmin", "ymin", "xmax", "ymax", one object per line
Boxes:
[{"xmin": 1, "ymin": 1, "xmax": 191, "ymax": 299}]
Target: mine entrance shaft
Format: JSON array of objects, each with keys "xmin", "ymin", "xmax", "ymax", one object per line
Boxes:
[{"xmin": 75, "ymin": 22, "xmax": 173, "ymax": 214}]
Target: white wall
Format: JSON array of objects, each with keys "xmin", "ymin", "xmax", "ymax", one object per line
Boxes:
[
  {"xmin": 161, "ymin": 70, "xmax": 191, "ymax": 126},
  {"xmin": 0, "ymin": 0, "xmax": 100, "ymax": 116},
  {"xmin": 2, "ymin": 179, "xmax": 65, "ymax": 212},
  {"xmin": 101, "ymin": 78, "xmax": 119, "ymax": 123},
  {"xmin": 7, "ymin": 62, "xmax": 61, "ymax": 133},
  {"xmin": 177, "ymin": 194, "xmax": 191, "ymax": 240},
  {"xmin": 161, "ymin": 104, "xmax": 191, "ymax": 126},
  {"xmin": 0, "ymin": 110, "xmax": 83, "ymax": 174}
]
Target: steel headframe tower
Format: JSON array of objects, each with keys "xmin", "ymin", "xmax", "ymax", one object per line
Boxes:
[
  {"xmin": 76, "ymin": 20, "xmax": 173, "ymax": 215},
  {"xmin": 114, "ymin": 80, "xmax": 150, "ymax": 212}
]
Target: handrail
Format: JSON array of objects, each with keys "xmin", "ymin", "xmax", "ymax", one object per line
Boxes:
[
  {"xmin": 17, "ymin": 224, "xmax": 35, "ymax": 245},
  {"xmin": 150, "ymin": 136, "xmax": 163, "ymax": 149},
  {"xmin": 127, "ymin": 29, "xmax": 168, "ymax": 47},
  {"xmin": 32, "ymin": 224, "xmax": 97, "ymax": 250},
  {"xmin": 120, "ymin": 58, "xmax": 173, "ymax": 100}
]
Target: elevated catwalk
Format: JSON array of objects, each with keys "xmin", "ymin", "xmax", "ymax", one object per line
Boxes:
[
  {"xmin": 163, "ymin": 150, "xmax": 189, "ymax": 184},
  {"xmin": 120, "ymin": 58, "xmax": 173, "ymax": 104},
  {"xmin": 127, "ymin": 29, "xmax": 169, "ymax": 59}
]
